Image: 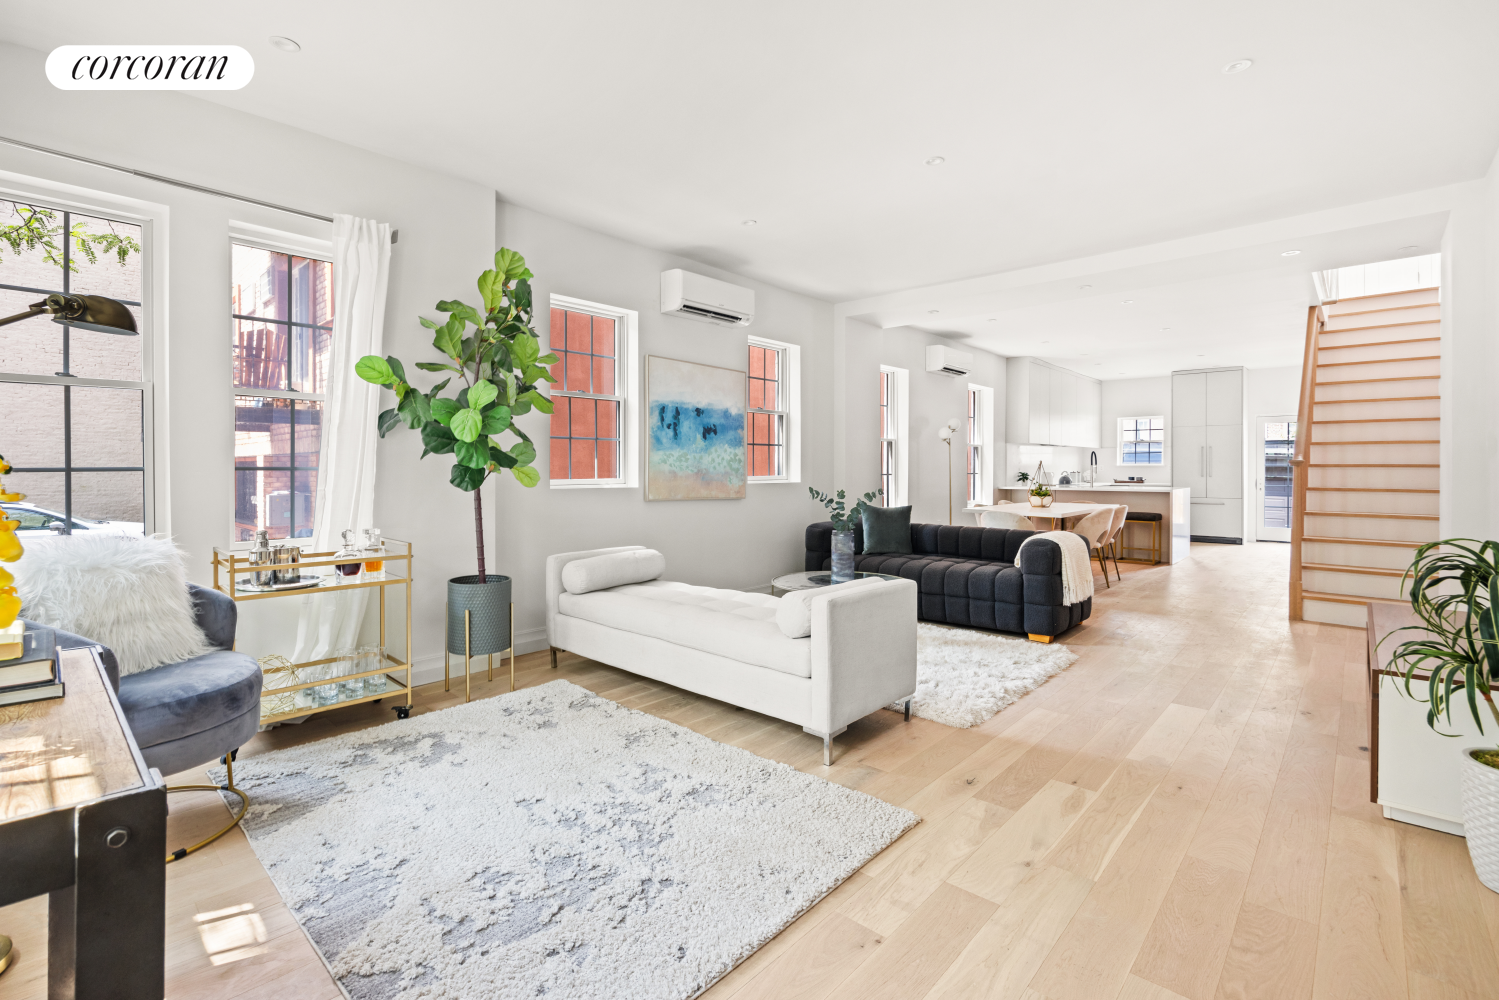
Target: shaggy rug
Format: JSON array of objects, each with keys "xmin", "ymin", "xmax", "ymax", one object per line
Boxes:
[
  {"xmin": 891, "ymin": 623, "xmax": 1078, "ymax": 729},
  {"xmin": 213, "ymin": 679, "xmax": 918, "ymax": 1000}
]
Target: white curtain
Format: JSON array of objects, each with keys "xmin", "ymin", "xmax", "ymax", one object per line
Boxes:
[{"xmin": 291, "ymin": 215, "xmax": 392, "ymax": 664}]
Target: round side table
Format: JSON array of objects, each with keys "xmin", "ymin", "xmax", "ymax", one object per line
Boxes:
[{"xmin": 770, "ymin": 570, "xmax": 901, "ymax": 596}]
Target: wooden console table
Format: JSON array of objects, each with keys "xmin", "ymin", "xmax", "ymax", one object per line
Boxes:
[{"xmin": 0, "ymin": 646, "xmax": 166, "ymax": 998}]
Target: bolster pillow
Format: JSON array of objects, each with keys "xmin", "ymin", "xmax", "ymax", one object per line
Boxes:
[
  {"xmin": 561, "ymin": 549, "xmax": 666, "ymax": 595},
  {"xmin": 775, "ymin": 577, "xmax": 884, "ymax": 638}
]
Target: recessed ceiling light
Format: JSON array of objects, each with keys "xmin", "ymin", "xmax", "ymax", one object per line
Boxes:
[
  {"xmin": 269, "ymin": 36, "xmax": 301, "ymax": 52},
  {"xmin": 1399, "ymin": 245, "xmax": 1421, "ymax": 251},
  {"xmin": 1197, "ymin": 354, "xmax": 1205, "ymax": 357},
  {"xmin": 741, "ymin": 219, "xmax": 757, "ymax": 226},
  {"xmin": 1281, "ymin": 249, "xmax": 1301, "ymax": 256},
  {"xmin": 1121, "ymin": 300, "xmax": 1134, "ymax": 304},
  {"xmin": 1222, "ymin": 59, "xmax": 1253, "ymax": 74},
  {"xmin": 928, "ymin": 309, "xmax": 940, "ymax": 314},
  {"xmin": 1079, "ymin": 285, "xmax": 1092, "ymax": 291},
  {"xmin": 986, "ymin": 318, "xmax": 997, "ymax": 322},
  {"xmin": 925, "ymin": 156, "xmax": 946, "ymax": 166},
  {"xmin": 1160, "ymin": 327, "xmax": 1171, "ymax": 331}
]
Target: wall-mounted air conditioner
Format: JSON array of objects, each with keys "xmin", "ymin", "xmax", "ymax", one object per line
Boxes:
[
  {"xmin": 925, "ymin": 345, "xmax": 973, "ymax": 377},
  {"xmin": 660, "ymin": 269, "xmax": 755, "ymax": 327}
]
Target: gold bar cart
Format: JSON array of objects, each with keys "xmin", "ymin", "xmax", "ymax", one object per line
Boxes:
[{"xmin": 211, "ymin": 539, "xmax": 415, "ymax": 722}]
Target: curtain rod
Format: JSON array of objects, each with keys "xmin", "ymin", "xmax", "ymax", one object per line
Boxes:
[{"xmin": 0, "ymin": 133, "xmax": 337, "ymax": 224}]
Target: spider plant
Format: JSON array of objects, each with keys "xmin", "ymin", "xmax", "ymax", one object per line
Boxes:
[{"xmin": 1384, "ymin": 539, "xmax": 1499, "ymax": 768}]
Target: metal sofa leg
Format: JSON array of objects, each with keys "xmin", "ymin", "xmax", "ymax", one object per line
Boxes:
[
  {"xmin": 823, "ymin": 734, "xmax": 832, "ymax": 766},
  {"xmin": 549, "ymin": 646, "xmax": 559, "ymax": 669},
  {"xmin": 904, "ymin": 698, "xmax": 912, "ymax": 722}
]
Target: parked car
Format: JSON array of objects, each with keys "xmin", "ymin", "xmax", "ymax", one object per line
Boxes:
[{"xmin": 1, "ymin": 501, "xmax": 144, "ymax": 537}]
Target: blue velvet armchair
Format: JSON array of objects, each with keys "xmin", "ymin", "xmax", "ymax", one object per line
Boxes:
[{"xmin": 29, "ymin": 584, "xmax": 263, "ymax": 777}]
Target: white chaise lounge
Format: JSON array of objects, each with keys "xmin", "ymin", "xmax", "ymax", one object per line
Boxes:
[{"xmin": 546, "ymin": 546, "xmax": 918, "ymax": 764}]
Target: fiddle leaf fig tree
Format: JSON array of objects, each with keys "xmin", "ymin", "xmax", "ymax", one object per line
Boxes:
[{"xmin": 356, "ymin": 247, "xmax": 556, "ymax": 580}]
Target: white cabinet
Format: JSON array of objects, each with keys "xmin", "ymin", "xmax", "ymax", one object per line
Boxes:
[
  {"xmin": 1006, "ymin": 358, "xmax": 1101, "ymax": 448},
  {"xmin": 1028, "ymin": 362, "xmax": 1050, "ymax": 445},
  {"xmin": 1205, "ymin": 424, "xmax": 1243, "ymax": 499},
  {"xmin": 1172, "ymin": 367, "xmax": 1245, "ymax": 541}
]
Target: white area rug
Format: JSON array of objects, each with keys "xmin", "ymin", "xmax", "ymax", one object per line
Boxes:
[
  {"xmin": 892, "ymin": 623, "xmax": 1078, "ymax": 729},
  {"xmin": 214, "ymin": 679, "xmax": 918, "ymax": 1000}
]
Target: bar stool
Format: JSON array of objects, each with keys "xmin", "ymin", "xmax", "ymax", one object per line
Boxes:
[{"xmin": 1121, "ymin": 511, "xmax": 1163, "ymax": 564}]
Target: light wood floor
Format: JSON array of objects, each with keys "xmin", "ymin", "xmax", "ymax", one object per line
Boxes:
[{"xmin": 4, "ymin": 542, "xmax": 1497, "ymax": 1000}]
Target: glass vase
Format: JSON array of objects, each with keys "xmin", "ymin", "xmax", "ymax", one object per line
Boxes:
[{"xmin": 831, "ymin": 529, "xmax": 856, "ymax": 584}]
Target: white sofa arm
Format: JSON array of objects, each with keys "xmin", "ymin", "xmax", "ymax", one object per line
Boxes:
[
  {"xmin": 545, "ymin": 546, "xmax": 646, "ymax": 640},
  {"xmin": 808, "ymin": 578, "xmax": 918, "ymax": 737}
]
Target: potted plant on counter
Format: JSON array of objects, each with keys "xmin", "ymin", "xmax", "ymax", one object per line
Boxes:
[
  {"xmin": 1028, "ymin": 483, "xmax": 1053, "ymax": 508},
  {"xmin": 356, "ymin": 248, "xmax": 555, "ymax": 680},
  {"xmin": 809, "ymin": 487, "xmax": 882, "ymax": 583},
  {"xmin": 1386, "ymin": 538, "xmax": 1499, "ymax": 891}
]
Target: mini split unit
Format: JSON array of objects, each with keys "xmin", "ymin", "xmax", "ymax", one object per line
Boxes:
[
  {"xmin": 925, "ymin": 345, "xmax": 974, "ymax": 377},
  {"xmin": 660, "ymin": 269, "xmax": 755, "ymax": 327}
]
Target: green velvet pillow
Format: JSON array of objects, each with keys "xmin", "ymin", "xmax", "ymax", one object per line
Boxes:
[{"xmin": 862, "ymin": 505, "xmax": 912, "ymax": 555}]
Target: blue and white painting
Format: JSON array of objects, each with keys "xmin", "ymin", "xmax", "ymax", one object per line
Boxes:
[{"xmin": 645, "ymin": 355, "xmax": 746, "ymax": 500}]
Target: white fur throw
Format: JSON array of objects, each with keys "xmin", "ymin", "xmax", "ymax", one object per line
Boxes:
[
  {"xmin": 1017, "ymin": 530, "xmax": 1095, "ymax": 606},
  {"xmin": 16, "ymin": 534, "xmax": 213, "ymax": 676}
]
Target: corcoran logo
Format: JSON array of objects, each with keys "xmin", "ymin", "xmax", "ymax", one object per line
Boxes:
[{"xmin": 45, "ymin": 45, "xmax": 254, "ymax": 90}]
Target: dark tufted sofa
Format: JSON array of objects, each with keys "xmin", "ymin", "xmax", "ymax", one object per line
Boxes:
[{"xmin": 804, "ymin": 521, "xmax": 1091, "ymax": 639}]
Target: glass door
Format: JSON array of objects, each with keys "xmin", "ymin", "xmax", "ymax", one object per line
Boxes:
[{"xmin": 1255, "ymin": 416, "xmax": 1296, "ymax": 542}]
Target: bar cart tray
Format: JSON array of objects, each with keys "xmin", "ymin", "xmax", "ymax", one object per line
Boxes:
[{"xmin": 234, "ymin": 578, "xmax": 326, "ymax": 593}]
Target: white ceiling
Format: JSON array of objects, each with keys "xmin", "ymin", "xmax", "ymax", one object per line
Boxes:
[{"xmin": 1, "ymin": 0, "xmax": 1496, "ymax": 308}]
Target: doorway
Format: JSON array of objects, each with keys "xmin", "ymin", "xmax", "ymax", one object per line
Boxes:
[{"xmin": 1254, "ymin": 416, "xmax": 1296, "ymax": 542}]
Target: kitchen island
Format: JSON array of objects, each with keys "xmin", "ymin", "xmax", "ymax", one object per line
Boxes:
[{"xmin": 987, "ymin": 484, "xmax": 1190, "ymax": 564}]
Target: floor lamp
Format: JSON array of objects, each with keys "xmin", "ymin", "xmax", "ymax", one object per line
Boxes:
[
  {"xmin": 938, "ymin": 419, "xmax": 959, "ymax": 524},
  {"xmin": 0, "ymin": 291, "xmax": 135, "ymax": 979}
]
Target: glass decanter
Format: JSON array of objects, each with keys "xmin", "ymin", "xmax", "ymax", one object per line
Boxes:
[
  {"xmin": 362, "ymin": 528, "xmax": 385, "ymax": 578},
  {"xmin": 334, "ymin": 529, "xmax": 363, "ymax": 579}
]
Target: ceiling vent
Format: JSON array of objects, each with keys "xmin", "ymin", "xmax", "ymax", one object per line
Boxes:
[
  {"xmin": 660, "ymin": 269, "xmax": 755, "ymax": 327},
  {"xmin": 926, "ymin": 344, "xmax": 974, "ymax": 377}
]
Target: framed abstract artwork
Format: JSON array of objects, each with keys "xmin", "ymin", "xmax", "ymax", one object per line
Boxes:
[{"xmin": 644, "ymin": 355, "xmax": 746, "ymax": 500}]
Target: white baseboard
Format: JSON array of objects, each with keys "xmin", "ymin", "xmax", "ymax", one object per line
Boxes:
[
  {"xmin": 1382, "ymin": 803, "xmax": 1466, "ymax": 837},
  {"xmin": 407, "ymin": 627, "xmax": 551, "ymax": 689}
]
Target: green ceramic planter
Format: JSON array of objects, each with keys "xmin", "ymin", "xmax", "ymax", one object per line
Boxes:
[{"xmin": 446, "ymin": 574, "xmax": 511, "ymax": 655}]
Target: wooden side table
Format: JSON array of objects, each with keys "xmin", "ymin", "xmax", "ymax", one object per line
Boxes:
[{"xmin": 0, "ymin": 646, "xmax": 166, "ymax": 998}]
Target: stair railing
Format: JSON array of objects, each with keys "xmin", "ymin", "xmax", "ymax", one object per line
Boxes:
[{"xmin": 1289, "ymin": 303, "xmax": 1323, "ymax": 621}]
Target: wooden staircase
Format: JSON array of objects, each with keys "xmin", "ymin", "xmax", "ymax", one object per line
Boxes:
[{"xmin": 1289, "ymin": 286, "xmax": 1440, "ymax": 626}]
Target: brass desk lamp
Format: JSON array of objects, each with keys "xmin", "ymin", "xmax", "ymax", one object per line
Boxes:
[{"xmin": 0, "ymin": 292, "xmax": 138, "ymax": 335}]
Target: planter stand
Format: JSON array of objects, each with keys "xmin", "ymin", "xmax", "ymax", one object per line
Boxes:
[{"xmin": 445, "ymin": 574, "xmax": 515, "ymax": 702}]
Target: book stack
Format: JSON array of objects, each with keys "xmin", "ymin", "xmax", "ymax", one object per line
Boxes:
[{"xmin": 0, "ymin": 621, "xmax": 62, "ymax": 706}]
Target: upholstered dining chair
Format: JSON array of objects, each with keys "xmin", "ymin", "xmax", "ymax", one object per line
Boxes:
[
  {"xmin": 1073, "ymin": 506, "xmax": 1119, "ymax": 588},
  {"xmin": 1103, "ymin": 504, "xmax": 1129, "ymax": 582},
  {"xmin": 27, "ymin": 583, "xmax": 262, "ymax": 863},
  {"xmin": 979, "ymin": 510, "xmax": 1036, "ymax": 530}
]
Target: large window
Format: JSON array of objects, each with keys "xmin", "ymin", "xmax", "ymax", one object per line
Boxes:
[
  {"xmin": 549, "ymin": 302, "xmax": 624, "ymax": 484},
  {"xmin": 0, "ymin": 198, "xmax": 147, "ymax": 536},
  {"xmin": 1119, "ymin": 416, "xmax": 1164, "ymax": 465},
  {"xmin": 747, "ymin": 338, "xmax": 787, "ymax": 480},
  {"xmin": 231, "ymin": 243, "xmax": 332, "ymax": 541}
]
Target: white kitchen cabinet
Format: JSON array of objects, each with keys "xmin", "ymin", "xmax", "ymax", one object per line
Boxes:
[
  {"xmin": 1172, "ymin": 367, "xmax": 1245, "ymax": 541},
  {"xmin": 1205, "ymin": 424, "xmax": 1243, "ymax": 499},
  {"xmin": 1174, "ymin": 424, "xmax": 1206, "ymax": 498},
  {"xmin": 1005, "ymin": 358, "xmax": 1101, "ymax": 448}
]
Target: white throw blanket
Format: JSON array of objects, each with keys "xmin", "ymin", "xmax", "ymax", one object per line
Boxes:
[{"xmin": 1017, "ymin": 530, "xmax": 1095, "ymax": 606}]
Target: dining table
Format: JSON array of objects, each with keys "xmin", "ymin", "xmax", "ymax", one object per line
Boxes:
[{"xmin": 971, "ymin": 500, "xmax": 1106, "ymax": 530}]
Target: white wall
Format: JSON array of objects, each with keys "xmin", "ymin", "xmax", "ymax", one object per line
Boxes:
[
  {"xmin": 836, "ymin": 320, "xmax": 1005, "ymax": 524},
  {"xmin": 0, "ymin": 41, "xmax": 498, "ymax": 674},
  {"xmin": 490, "ymin": 201, "xmax": 834, "ymax": 653},
  {"xmin": 1093, "ymin": 375, "xmax": 1173, "ymax": 483},
  {"xmin": 1246, "ymin": 366, "xmax": 1301, "ymax": 420}
]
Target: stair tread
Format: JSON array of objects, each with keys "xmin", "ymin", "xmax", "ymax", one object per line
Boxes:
[
  {"xmin": 1326, "ymin": 286, "xmax": 1439, "ymax": 304},
  {"xmin": 1306, "ymin": 486, "xmax": 1439, "ymax": 493},
  {"xmin": 1320, "ymin": 319, "xmax": 1440, "ymax": 333},
  {"xmin": 1307, "ymin": 462, "xmax": 1438, "ymax": 467},
  {"xmin": 1328, "ymin": 303, "xmax": 1440, "ymax": 318},
  {"xmin": 1302, "ymin": 536, "xmax": 1423, "ymax": 547},
  {"xmin": 1301, "ymin": 563, "xmax": 1407, "ymax": 577},
  {"xmin": 1302, "ymin": 590, "xmax": 1410, "ymax": 606},
  {"xmin": 1316, "ymin": 336, "xmax": 1440, "ymax": 351},
  {"xmin": 1309, "ymin": 439, "xmax": 1440, "ymax": 444},
  {"xmin": 1315, "ymin": 375, "xmax": 1439, "ymax": 385},
  {"xmin": 1316, "ymin": 356, "xmax": 1440, "ymax": 367},
  {"xmin": 1312, "ymin": 417, "xmax": 1439, "ymax": 423},
  {"xmin": 1303, "ymin": 511, "xmax": 1438, "ymax": 520},
  {"xmin": 1314, "ymin": 395, "xmax": 1439, "ymax": 404}
]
